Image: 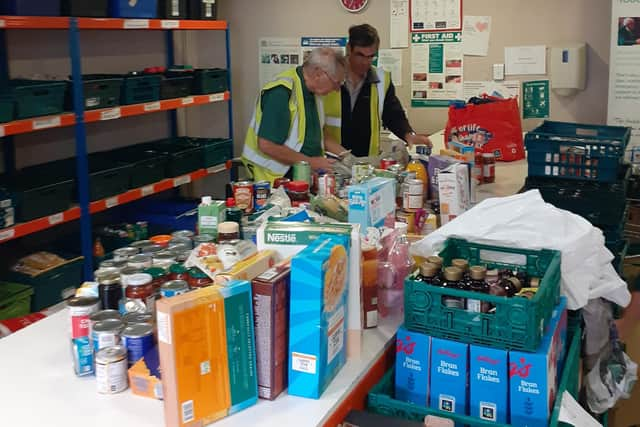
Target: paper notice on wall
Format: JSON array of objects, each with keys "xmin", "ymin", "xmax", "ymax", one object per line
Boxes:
[
  {"xmin": 390, "ymin": 0, "xmax": 409, "ymax": 48},
  {"xmin": 462, "ymin": 80, "xmax": 520, "ymax": 103},
  {"xmin": 376, "ymin": 49, "xmax": 403, "ymax": 86},
  {"xmin": 608, "ymin": 2, "xmax": 640, "ymax": 151},
  {"xmin": 259, "ymin": 38, "xmax": 300, "ymax": 88},
  {"xmin": 411, "ymin": 0, "xmax": 462, "ymax": 32},
  {"xmin": 523, "ymin": 80, "xmax": 550, "ymax": 119},
  {"xmin": 300, "ymin": 37, "xmax": 347, "ymax": 63},
  {"xmin": 505, "ymin": 45, "xmax": 546, "ymax": 75},
  {"xmin": 462, "ymin": 16, "xmax": 491, "ymax": 56},
  {"xmin": 411, "ymin": 31, "xmax": 463, "ymax": 107}
]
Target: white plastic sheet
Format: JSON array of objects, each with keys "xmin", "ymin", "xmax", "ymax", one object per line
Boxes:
[{"xmin": 411, "ymin": 190, "xmax": 631, "ymax": 310}]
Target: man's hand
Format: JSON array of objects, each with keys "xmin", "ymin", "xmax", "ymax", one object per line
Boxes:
[
  {"xmin": 405, "ymin": 132, "xmax": 433, "ymax": 148},
  {"xmin": 308, "ymin": 156, "xmax": 335, "ymax": 172}
]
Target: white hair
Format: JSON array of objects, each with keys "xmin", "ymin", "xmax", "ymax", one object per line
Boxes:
[
  {"xmin": 303, "ymin": 47, "xmax": 346, "ymax": 79},
  {"xmin": 624, "ymin": 17, "xmax": 635, "ymax": 27}
]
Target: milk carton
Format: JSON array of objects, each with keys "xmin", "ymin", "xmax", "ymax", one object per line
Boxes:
[
  {"xmin": 509, "ymin": 297, "xmax": 568, "ymax": 427},
  {"xmin": 469, "ymin": 345, "xmax": 508, "ymax": 423},
  {"xmin": 429, "ymin": 338, "xmax": 469, "ymax": 424},
  {"xmin": 395, "ymin": 326, "xmax": 430, "ymax": 406}
]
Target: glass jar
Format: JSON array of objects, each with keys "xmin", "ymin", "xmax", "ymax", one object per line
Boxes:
[
  {"xmin": 152, "ymin": 252, "xmax": 176, "ymax": 270},
  {"xmin": 416, "ymin": 262, "xmax": 441, "ymax": 286},
  {"xmin": 169, "ymin": 263, "xmax": 189, "ymax": 281},
  {"xmin": 124, "ymin": 273, "xmax": 155, "ymax": 314},
  {"xmin": 143, "ymin": 267, "xmax": 169, "ymax": 297},
  {"xmin": 482, "ymin": 153, "xmax": 496, "ymax": 184},
  {"xmin": 217, "ymin": 222, "xmax": 240, "ymax": 242},
  {"xmin": 188, "ymin": 268, "xmax": 213, "ymax": 288},
  {"xmin": 467, "ymin": 266, "xmax": 490, "ymax": 313},
  {"xmin": 97, "ymin": 269, "xmax": 123, "ymax": 311},
  {"xmin": 285, "ymin": 181, "xmax": 310, "ymax": 207}
]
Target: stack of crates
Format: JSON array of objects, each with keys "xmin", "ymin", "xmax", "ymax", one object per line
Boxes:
[
  {"xmin": 522, "ymin": 120, "xmax": 632, "ymax": 273},
  {"xmin": 366, "ymin": 238, "xmax": 581, "ymax": 426}
]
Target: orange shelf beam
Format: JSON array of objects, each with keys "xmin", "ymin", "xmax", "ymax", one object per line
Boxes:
[
  {"xmin": 0, "ymin": 162, "xmax": 230, "ymax": 244},
  {"xmin": 0, "ymin": 16, "xmax": 227, "ymax": 30},
  {"xmin": 0, "ymin": 92, "xmax": 229, "ymax": 137},
  {"xmin": 0, "ymin": 16, "xmax": 70, "ymax": 29}
]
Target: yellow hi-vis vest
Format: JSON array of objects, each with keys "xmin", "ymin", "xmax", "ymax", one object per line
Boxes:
[
  {"xmin": 323, "ymin": 67, "xmax": 390, "ymax": 157},
  {"xmin": 241, "ymin": 68, "xmax": 325, "ymax": 184}
]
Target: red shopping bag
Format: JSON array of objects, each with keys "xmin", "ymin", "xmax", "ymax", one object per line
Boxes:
[{"xmin": 445, "ymin": 95, "xmax": 525, "ymax": 162}]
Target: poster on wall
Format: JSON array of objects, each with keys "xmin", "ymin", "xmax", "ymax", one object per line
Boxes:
[
  {"xmin": 410, "ymin": 0, "xmax": 462, "ymax": 32},
  {"xmin": 608, "ymin": 1, "xmax": 640, "ymax": 149},
  {"xmin": 300, "ymin": 37, "xmax": 348, "ymax": 63},
  {"xmin": 391, "ymin": 0, "xmax": 410, "ymax": 48},
  {"xmin": 376, "ymin": 49, "xmax": 403, "ymax": 86},
  {"xmin": 411, "ymin": 31, "xmax": 463, "ymax": 107},
  {"xmin": 258, "ymin": 38, "xmax": 300, "ymax": 88},
  {"xmin": 522, "ymin": 80, "xmax": 550, "ymax": 119}
]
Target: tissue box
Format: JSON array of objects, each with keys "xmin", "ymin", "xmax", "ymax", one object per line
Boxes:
[
  {"xmin": 469, "ymin": 345, "xmax": 508, "ymax": 423},
  {"xmin": 347, "ymin": 177, "xmax": 396, "ymax": 233},
  {"xmin": 429, "ymin": 337, "xmax": 469, "ymax": 424},
  {"xmin": 509, "ymin": 297, "xmax": 567, "ymax": 427},
  {"xmin": 438, "ymin": 163, "xmax": 470, "ymax": 225},
  {"xmin": 395, "ymin": 326, "xmax": 430, "ymax": 406},
  {"xmin": 288, "ymin": 235, "xmax": 349, "ymax": 399}
]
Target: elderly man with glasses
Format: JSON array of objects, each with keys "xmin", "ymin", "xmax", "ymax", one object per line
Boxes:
[
  {"xmin": 242, "ymin": 47, "xmax": 347, "ymax": 184},
  {"xmin": 324, "ymin": 24, "xmax": 431, "ymax": 158}
]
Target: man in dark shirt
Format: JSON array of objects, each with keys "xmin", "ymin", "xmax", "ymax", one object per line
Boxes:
[
  {"xmin": 619, "ymin": 17, "xmax": 640, "ymax": 46},
  {"xmin": 324, "ymin": 24, "xmax": 431, "ymax": 157}
]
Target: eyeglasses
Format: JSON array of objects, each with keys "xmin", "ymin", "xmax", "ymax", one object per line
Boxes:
[
  {"xmin": 322, "ymin": 69, "xmax": 345, "ymax": 88},
  {"xmin": 353, "ymin": 51, "xmax": 378, "ymax": 61}
]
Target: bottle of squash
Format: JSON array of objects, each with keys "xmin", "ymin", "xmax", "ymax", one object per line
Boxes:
[{"xmin": 405, "ymin": 154, "xmax": 428, "ymax": 197}]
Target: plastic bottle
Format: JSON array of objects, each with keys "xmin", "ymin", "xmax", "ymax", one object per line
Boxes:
[
  {"xmin": 405, "ymin": 154, "xmax": 428, "ymax": 197},
  {"xmin": 197, "ymin": 196, "xmax": 217, "ymax": 237}
]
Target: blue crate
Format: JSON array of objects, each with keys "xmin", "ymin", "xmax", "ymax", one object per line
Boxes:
[
  {"xmin": 1, "ymin": 0, "xmax": 61, "ymax": 16},
  {"xmin": 109, "ymin": 0, "xmax": 157, "ymax": 18},
  {"xmin": 526, "ymin": 121, "xmax": 631, "ymax": 183}
]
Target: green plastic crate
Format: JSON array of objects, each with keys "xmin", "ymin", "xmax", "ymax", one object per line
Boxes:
[
  {"xmin": 106, "ymin": 146, "xmax": 169, "ymax": 188},
  {"xmin": 188, "ymin": 137, "xmax": 233, "ymax": 168},
  {"xmin": 143, "ymin": 138, "xmax": 204, "ymax": 177},
  {"xmin": 160, "ymin": 75, "xmax": 193, "ymax": 100},
  {"xmin": 121, "ymin": 74, "xmax": 161, "ymax": 105},
  {"xmin": 192, "ymin": 68, "xmax": 228, "ymax": 95},
  {"xmin": 0, "ymin": 94, "xmax": 14, "ymax": 123},
  {"xmin": 404, "ymin": 238, "xmax": 561, "ymax": 352},
  {"xmin": 0, "ymin": 282, "xmax": 33, "ymax": 321},
  {"xmin": 4, "ymin": 255, "xmax": 83, "ymax": 311},
  {"xmin": 66, "ymin": 75, "xmax": 123, "ymax": 111},
  {"xmin": 85, "ymin": 156, "xmax": 134, "ymax": 201},
  {"xmin": 10, "ymin": 79, "xmax": 67, "ymax": 119},
  {"xmin": 367, "ymin": 326, "xmax": 582, "ymax": 427}
]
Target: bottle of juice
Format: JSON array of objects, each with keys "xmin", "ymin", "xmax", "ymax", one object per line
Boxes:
[{"xmin": 405, "ymin": 154, "xmax": 428, "ymax": 197}]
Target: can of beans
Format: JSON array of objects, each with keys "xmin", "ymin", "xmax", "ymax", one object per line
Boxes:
[
  {"xmin": 122, "ymin": 312, "xmax": 154, "ymax": 326},
  {"xmin": 380, "ymin": 157, "xmax": 397, "ymax": 170},
  {"xmin": 122, "ymin": 323, "xmax": 154, "ymax": 366},
  {"xmin": 254, "ymin": 180, "xmax": 271, "ymax": 211},
  {"xmin": 67, "ymin": 297, "xmax": 100, "ymax": 339},
  {"xmin": 92, "ymin": 319, "xmax": 125, "ymax": 353},
  {"xmin": 161, "ymin": 280, "xmax": 190, "ymax": 298},
  {"xmin": 233, "ymin": 181, "xmax": 254, "ymax": 214},
  {"xmin": 95, "ymin": 346, "xmax": 128, "ymax": 394}
]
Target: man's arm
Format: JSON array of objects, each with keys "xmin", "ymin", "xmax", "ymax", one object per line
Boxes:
[
  {"xmin": 381, "ymin": 82, "xmax": 432, "ymax": 147},
  {"xmin": 258, "ymin": 138, "xmax": 334, "ymax": 171},
  {"xmin": 323, "ymin": 133, "xmax": 347, "ymax": 157}
]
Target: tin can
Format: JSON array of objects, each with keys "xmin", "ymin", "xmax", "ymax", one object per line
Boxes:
[
  {"xmin": 380, "ymin": 157, "xmax": 397, "ymax": 170},
  {"xmin": 123, "ymin": 312, "xmax": 154, "ymax": 326},
  {"xmin": 317, "ymin": 172, "xmax": 336, "ymax": 197},
  {"xmin": 352, "ymin": 161, "xmax": 373, "ymax": 183},
  {"xmin": 67, "ymin": 296, "xmax": 100, "ymax": 339},
  {"xmin": 89, "ymin": 309, "xmax": 121, "ymax": 340},
  {"xmin": 71, "ymin": 337, "xmax": 94, "ymax": 376},
  {"xmin": 122, "ymin": 323, "xmax": 154, "ymax": 366},
  {"xmin": 171, "ymin": 230, "xmax": 194, "ymax": 240},
  {"xmin": 161, "ymin": 280, "xmax": 190, "ymax": 298},
  {"xmin": 92, "ymin": 319, "xmax": 125, "ymax": 353},
  {"xmin": 174, "ymin": 250, "xmax": 192, "ymax": 263},
  {"xmin": 169, "ymin": 237, "xmax": 193, "ymax": 250},
  {"xmin": 396, "ymin": 209, "xmax": 416, "ymax": 233},
  {"xmin": 113, "ymin": 247, "xmax": 139, "ymax": 261},
  {"xmin": 123, "ymin": 273, "xmax": 155, "ymax": 314},
  {"xmin": 95, "ymin": 346, "xmax": 129, "ymax": 394},
  {"xmin": 99, "ymin": 258, "xmax": 128, "ymax": 271},
  {"xmin": 130, "ymin": 240, "xmax": 153, "ymax": 251},
  {"xmin": 233, "ymin": 181, "xmax": 254, "ymax": 214},
  {"xmin": 127, "ymin": 254, "xmax": 153, "ymax": 269},
  {"xmin": 192, "ymin": 234, "xmax": 214, "ymax": 245},
  {"xmin": 293, "ymin": 161, "xmax": 311, "ymax": 185},
  {"xmin": 402, "ymin": 178, "xmax": 424, "ymax": 211},
  {"xmin": 152, "ymin": 252, "xmax": 176, "ymax": 270},
  {"xmin": 273, "ymin": 177, "xmax": 290, "ymax": 189},
  {"xmin": 141, "ymin": 244, "xmax": 163, "ymax": 255},
  {"xmin": 120, "ymin": 266, "xmax": 143, "ymax": 287},
  {"xmin": 254, "ymin": 180, "xmax": 271, "ymax": 210}
]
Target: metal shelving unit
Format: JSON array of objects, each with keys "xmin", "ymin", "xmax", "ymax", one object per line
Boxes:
[{"xmin": 0, "ymin": 16, "xmax": 234, "ymax": 280}]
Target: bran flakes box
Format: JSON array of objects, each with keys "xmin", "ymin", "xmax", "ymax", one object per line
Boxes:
[
  {"xmin": 394, "ymin": 326, "xmax": 430, "ymax": 406},
  {"xmin": 429, "ymin": 337, "xmax": 469, "ymax": 426},
  {"xmin": 288, "ymin": 234, "xmax": 349, "ymax": 399},
  {"xmin": 469, "ymin": 345, "xmax": 508, "ymax": 423}
]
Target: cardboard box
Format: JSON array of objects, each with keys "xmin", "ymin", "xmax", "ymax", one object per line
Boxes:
[
  {"xmin": 438, "ymin": 163, "xmax": 470, "ymax": 225},
  {"xmin": 395, "ymin": 326, "xmax": 430, "ymax": 406},
  {"xmin": 509, "ymin": 297, "xmax": 568, "ymax": 427},
  {"xmin": 157, "ymin": 280, "xmax": 257, "ymax": 426},
  {"xmin": 429, "ymin": 337, "xmax": 469, "ymax": 424},
  {"xmin": 129, "ymin": 346, "xmax": 163, "ymax": 400},
  {"xmin": 214, "ymin": 250, "xmax": 278, "ymax": 286},
  {"xmin": 347, "ymin": 177, "xmax": 396, "ymax": 233},
  {"xmin": 257, "ymin": 221, "xmax": 363, "ymax": 357},
  {"xmin": 469, "ymin": 345, "xmax": 508, "ymax": 423},
  {"xmin": 251, "ymin": 263, "xmax": 290, "ymax": 400},
  {"xmin": 427, "ymin": 155, "xmax": 461, "ymax": 201},
  {"xmin": 288, "ymin": 234, "xmax": 349, "ymax": 399}
]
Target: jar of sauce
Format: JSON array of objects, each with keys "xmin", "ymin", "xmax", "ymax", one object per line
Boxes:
[
  {"xmin": 217, "ymin": 222, "xmax": 240, "ymax": 242},
  {"xmin": 124, "ymin": 273, "xmax": 155, "ymax": 314},
  {"xmin": 143, "ymin": 267, "xmax": 169, "ymax": 297},
  {"xmin": 169, "ymin": 263, "xmax": 189, "ymax": 281},
  {"xmin": 285, "ymin": 181, "xmax": 310, "ymax": 207},
  {"xmin": 482, "ymin": 153, "xmax": 496, "ymax": 184},
  {"xmin": 188, "ymin": 268, "xmax": 213, "ymax": 288}
]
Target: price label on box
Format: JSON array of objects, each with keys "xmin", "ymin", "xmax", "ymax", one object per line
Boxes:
[
  {"xmin": 100, "ymin": 108, "xmax": 121, "ymax": 121},
  {"xmin": 32, "ymin": 116, "xmax": 61, "ymax": 130},
  {"xmin": 209, "ymin": 93, "xmax": 225, "ymax": 102},
  {"xmin": 48, "ymin": 213, "xmax": 64, "ymax": 225},
  {"xmin": 173, "ymin": 175, "xmax": 191, "ymax": 186},
  {"xmin": 161, "ymin": 20, "xmax": 179, "ymax": 29},
  {"xmin": 182, "ymin": 97, "xmax": 194, "ymax": 105},
  {"xmin": 141, "ymin": 185, "xmax": 154, "ymax": 197},
  {"xmin": 0, "ymin": 228, "xmax": 15, "ymax": 242},
  {"xmin": 123, "ymin": 19, "xmax": 149, "ymax": 29},
  {"xmin": 105, "ymin": 197, "xmax": 119, "ymax": 208},
  {"xmin": 144, "ymin": 102, "xmax": 161, "ymax": 112}
]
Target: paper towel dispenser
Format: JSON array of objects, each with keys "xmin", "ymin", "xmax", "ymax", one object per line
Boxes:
[{"xmin": 550, "ymin": 43, "xmax": 587, "ymax": 96}]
